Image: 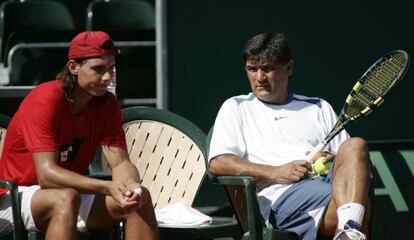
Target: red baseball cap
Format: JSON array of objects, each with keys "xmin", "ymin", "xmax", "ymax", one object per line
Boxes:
[{"xmin": 68, "ymin": 31, "xmax": 120, "ymax": 59}]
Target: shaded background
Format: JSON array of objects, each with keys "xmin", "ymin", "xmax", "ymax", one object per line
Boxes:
[{"xmin": 168, "ymin": 0, "xmax": 414, "ymax": 141}]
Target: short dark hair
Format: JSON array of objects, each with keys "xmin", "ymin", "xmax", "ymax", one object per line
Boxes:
[{"xmin": 242, "ymin": 32, "xmax": 293, "ymax": 65}]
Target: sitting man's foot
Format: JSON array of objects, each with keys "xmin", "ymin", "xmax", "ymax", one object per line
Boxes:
[{"xmin": 333, "ymin": 220, "xmax": 366, "ymax": 240}]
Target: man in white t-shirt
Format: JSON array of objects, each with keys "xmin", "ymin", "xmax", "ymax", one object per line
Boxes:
[{"xmin": 208, "ymin": 32, "xmax": 371, "ymax": 240}]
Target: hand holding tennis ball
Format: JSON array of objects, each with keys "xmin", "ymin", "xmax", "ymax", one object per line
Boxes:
[{"xmin": 312, "ymin": 157, "xmax": 332, "ymax": 175}]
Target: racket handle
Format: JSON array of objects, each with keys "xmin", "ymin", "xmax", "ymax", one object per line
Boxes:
[{"xmin": 306, "ymin": 142, "xmax": 327, "ymax": 162}]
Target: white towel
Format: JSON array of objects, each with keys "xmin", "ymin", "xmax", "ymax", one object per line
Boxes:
[{"xmin": 155, "ymin": 202, "xmax": 213, "ymax": 228}]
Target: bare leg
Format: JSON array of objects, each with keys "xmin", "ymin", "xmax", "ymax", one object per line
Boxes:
[
  {"xmin": 31, "ymin": 188, "xmax": 81, "ymax": 240},
  {"xmin": 318, "ymin": 137, "xmax": 371, "ymax": 236},
  {"xmin": 87, "ymin": 187, "xmax": 159, "ymax": 240},
  {"xmin": 318, "ymin": 200, "xmax": 338, "ymax": 236},
  {"xmin": 332, "ymin": 137, "xmax": 370, "ymax": 207},
  {"xmin": 362, "ymin": 197, "xmax": 371, "ymax": 236},
  {"xmin": 123, "ymin": 195, "xmax": 158, "ymax": 240}
]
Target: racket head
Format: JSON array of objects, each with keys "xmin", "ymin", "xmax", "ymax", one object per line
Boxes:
[{"xmin": 340, "ymin": 50, "xmax": 410, "ymax": 123}]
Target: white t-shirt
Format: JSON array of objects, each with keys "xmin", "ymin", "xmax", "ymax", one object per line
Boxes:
[{"xmin": 208, "ymin": 93, "xmax": 349, "ymax": 222}]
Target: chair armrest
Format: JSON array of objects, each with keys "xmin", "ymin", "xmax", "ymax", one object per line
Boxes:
[
  {"xmin": 0, "ymin": 179, "xmax": 18, "ymax": 191},
  {"xmin": 215, "ymin": 175, "xmax": 256, "ymax": 187},
  {"xmin": 212, "ymin": 175, "xmax": 264, "ymax": 240},
  {"xmin": 0, "ymin": 180, "xmax": 26, "ymax": 240}
]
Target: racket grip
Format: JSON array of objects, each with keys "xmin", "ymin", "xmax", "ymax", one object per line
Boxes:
[{"xmin": 306, "ymin": 142, "xmax": 326, "ymax": 162}]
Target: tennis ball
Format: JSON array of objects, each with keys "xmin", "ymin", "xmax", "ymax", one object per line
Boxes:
[{"xmin": 312, "ymin": 157, "xmax": 332, "ymax": 175}]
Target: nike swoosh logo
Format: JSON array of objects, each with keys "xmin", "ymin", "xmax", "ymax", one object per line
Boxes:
[{"xmin": 275, "ymin": 116, "xmax": 288, "ymax": 120}]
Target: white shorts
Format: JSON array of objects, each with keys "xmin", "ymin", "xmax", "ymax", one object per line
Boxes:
[{"xmin": 0, "ymin": 185, "xmax": 95, "ymax": 234}]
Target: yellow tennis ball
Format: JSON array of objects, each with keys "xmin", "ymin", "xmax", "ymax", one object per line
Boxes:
[{"xmin": 313, "ymin": 157, "xmax": 332, "ymax": 175}]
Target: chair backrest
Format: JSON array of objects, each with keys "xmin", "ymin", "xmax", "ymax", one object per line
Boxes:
[
  {"xmin": 94, "ymin": 106, "xmax": 208, "ymax": 209},
  {"xmin": 0, "ymin": 0, "xmax": 75, "ymax": 62},
  {"xmin": 86, "ymin": 0, "xmax": 155, "ymax": 32},
  {"xmin": 7, "ymin": 41, "xmax": 73, "ymax": 85},
  {"xmin": 123, "ymin": 107, "xmax": 207, "ymax": 209},
  {"xmin": 45, "ymin": 0, "xmax": 89, "ymax": 30},
  {"xmin": 0, "ymin": 113, "xmax": 10, "ymax": 157}
]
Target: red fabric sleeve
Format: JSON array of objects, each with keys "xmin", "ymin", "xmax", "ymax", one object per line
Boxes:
[
  {"xmin": 101, "ymin": 98, "xmax": 126, "ymax": 150},
  {"xmin": 19, "ymin": 91, "xmax": 61, "ymax": 153}
]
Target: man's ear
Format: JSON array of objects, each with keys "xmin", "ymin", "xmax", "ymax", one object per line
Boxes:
[
  {"xmin": 286, "ymin": 59, "xmax": 294, "ymax": 77},
  {"xmin": 67, "ymin": 60, "xmax": 79, "ymax": 75}
]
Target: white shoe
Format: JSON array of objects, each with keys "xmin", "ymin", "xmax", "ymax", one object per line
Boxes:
[{"xmin": 333, "ymin": 225, "xmax": 366, "ymax": 240}]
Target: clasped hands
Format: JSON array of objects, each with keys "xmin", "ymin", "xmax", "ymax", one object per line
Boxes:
[{"xmin": 109, "ymin": 180, "xmax": 148, "ymax": 212}]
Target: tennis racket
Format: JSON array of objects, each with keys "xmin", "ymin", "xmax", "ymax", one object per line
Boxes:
[{"xmin": 306, "ymin": 50, "xmax": 410, "ymax": 161}]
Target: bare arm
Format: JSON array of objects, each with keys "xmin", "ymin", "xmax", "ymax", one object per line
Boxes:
[
  {"xmin": 102, "ymin": 145, "xmax": 149, "ymax": 211},
  {"xmin": 209, "ymin": 154, "xmax": 312, "ymax": 184},
  {"xmin": 34, "ymin": 152, "xmax": 111, "ymax": 195},
  {"xmin": 102, "ymin": 145, "xmax": 140, "ymax": 185}
]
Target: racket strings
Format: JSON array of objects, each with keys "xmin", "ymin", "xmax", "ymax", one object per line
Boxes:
[
  {"xmin": 344, "ymin": 52, "xmax": 408, "ymax": 119},
  {"xmin": 345, "ymin": 83, "xmax": 380, "ymax": 118},
  {"xmin": 363, "ymin": 56, "xmax": 404, "ymax": 95},
  {"xmin": 345, "ymin": 98, "xmax": 369, "ymax": 118},
  {"xmin": 316, "ymin": 50, "xmax": 409, "ymax": 157}
]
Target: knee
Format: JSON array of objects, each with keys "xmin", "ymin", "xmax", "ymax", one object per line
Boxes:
[
  {"xmin": 335, "ymin": 137, "xmax": 369, "ymax": 169},
  {"xmin": 132, "ymin": 187, "xmax": 155, "ymax": 216},
  {"xmin": 342, "ymin": 137, "xmax": 368, "ymax": 150},
  {"xmin": 339, "ymin": 137, "xmax": 368, "ymax": 155},
  {"xmin": 140, "ymin": 187, "xmax": 153, "ymax": 206},
  {"xmin": 53, "ymin": 188, "xmax": 81, "ymax": 217}
]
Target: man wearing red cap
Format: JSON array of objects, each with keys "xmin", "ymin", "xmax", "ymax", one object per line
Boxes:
[{"xmin": 0, "ymin": 31, "xmax": 158, "ymax": 239}]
